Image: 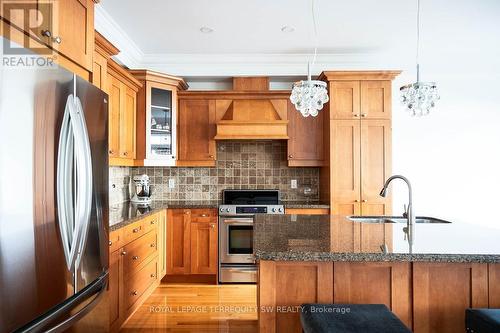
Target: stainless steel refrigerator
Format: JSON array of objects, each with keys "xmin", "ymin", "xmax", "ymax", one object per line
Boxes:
[{"xmin": 0, "ymin": 38, "xmax": 109, "ymax": 332}]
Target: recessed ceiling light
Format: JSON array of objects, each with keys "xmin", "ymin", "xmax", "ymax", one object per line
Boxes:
[
  {"xmin": 281, "ymin": 26, "xmax": 295, "ymax": 33},
  {"xmin": 200, "ymin": 26, "xmax": 214, "ymax": 33}
]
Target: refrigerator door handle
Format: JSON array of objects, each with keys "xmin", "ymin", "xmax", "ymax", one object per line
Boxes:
[{"xmin": 56, "ymin": 94, "xmax": 93, "ymax": 271}]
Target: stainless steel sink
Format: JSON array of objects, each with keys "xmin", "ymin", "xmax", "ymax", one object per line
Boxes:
[{"xmin": 347, "ymin": 216, "xmax": 452, "ymax": 224}]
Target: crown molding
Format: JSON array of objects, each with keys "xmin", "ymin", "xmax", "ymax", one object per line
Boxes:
[{"xmin": 94, "ymin": 4, "xmax": 143, "ymax": 68}]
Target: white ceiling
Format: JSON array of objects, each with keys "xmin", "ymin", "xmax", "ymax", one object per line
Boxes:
[{"xmin": 97, "ymin": 0, "xmax": 500, "ymax": 77}]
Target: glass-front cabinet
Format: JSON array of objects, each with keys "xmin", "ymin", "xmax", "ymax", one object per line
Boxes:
[
  {"xmin": 149, "ymin": 86, "xmax": 174, "ymax": 159},
  {"xmin": 131, "ymin": 70, "xmax": 187, "ymax": 166}
]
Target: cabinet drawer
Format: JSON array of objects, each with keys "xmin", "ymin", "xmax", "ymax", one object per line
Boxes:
[
  {"xmin": 122, "ymin": 220, "xmax": 146, "ymax": 245},
  {"xmin": 122, "ymin": 231, "xmax": 158, "ymax": 276},
  {"xmin": 143, "ymin": 213, "xmax": 160, "ymax": 234},
  {"xmin": 124, "ymin": 257, "xmax": 158, "ymax": 311},
  {"xmin": 190, "ymin": 209, "xmax": 216, "ymax": 223},
  {"xmin": 109, "ymin": 229, "xmax": 122, "ymax": 253}
]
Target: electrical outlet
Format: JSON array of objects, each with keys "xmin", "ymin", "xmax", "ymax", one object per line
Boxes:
[
  {"xmin": 291, "ymin": 179, "xmax": 297, "ymax": 189},
  {"xmin": 168, "ymin": 178, "xmax": 175, "ymax": 189}
]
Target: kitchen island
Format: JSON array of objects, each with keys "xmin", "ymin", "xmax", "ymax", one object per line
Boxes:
[{"xmin": 255, "ymin": 214, "xmax": 500, "ymax": 333}]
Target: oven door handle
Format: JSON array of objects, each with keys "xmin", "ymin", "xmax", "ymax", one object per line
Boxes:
[
  {"xmin": 222, "ymin": 218, "xmax": 254, "ymax": 224},
  {"xmin": 224, "ymin": 268, "xmax": 258, "ymax": 274}
]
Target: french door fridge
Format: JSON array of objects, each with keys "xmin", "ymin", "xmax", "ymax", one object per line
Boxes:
[{"xmin": 0, "ymin": 38, "xmax": 109, "ymax": 332}]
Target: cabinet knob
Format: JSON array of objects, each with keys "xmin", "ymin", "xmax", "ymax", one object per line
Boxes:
[
  {"xmin": 150, "ymin": 274, "xmax": 156, "ymax": 278},
  {"xmin": 41, "ymin": 29, "xmax": 51, "ymax": 38},
  {"xmin": 52, "ymin": 36, "xmax": 62, "ymax": 44},
  {"xmin": 361, "ymin": 113, "xmax": 367, "ymax": 118},
  {"xmin": 109, "ymin": 241, "xmax": 112, "ymax": 246},
  {"xmin": 354, "ymin": 199, "xmax": 359, "ymax": 203},
  {"xmin": 121, "ymin": 251, "xmax": 127, "ymax": 256},
  {"xmin": 123, "ymin": 152, "xmax": 128, "ymax": 156},
  {"xmin": 150, "ymin": 220, "xmax": 156, "ymax": 225},
  {"xmin": 201, "ymin": 214, "xmax": 208, "ymax": 217},
  {"xmin": 353, "ymin": 114, "xmax": 360, "ymax": 117},
  {"xmin": 209, "ymin": 155, "xmax": 214, "ymax": 159},
  {"xmin": 133, "ymin": 228, "xmax": 140, "ymax": 233},
  {"xmin": 150, "ymin": 243, "xmax": 156, "ymax": 248},
  {"xmin": 131, "ymin": 291, "xmax": 138, "ymax": 296},
  {"xmin": 362, "ymin": 199, "xmax": 368, "ymax": 203},
  {"xmin": 210, "ymin": 224, "xmax": 215, "ymax": 229},
  {"xmin": 108, "ymin": 150, "xmax": 114, "ymax": 154},
  {"xmin": 132, "ymin": 256, "xmax": 139, "ymax": 260},
  {"xmin": 288, "ymin": 154, "xmax": 293, "ymax": 159}
]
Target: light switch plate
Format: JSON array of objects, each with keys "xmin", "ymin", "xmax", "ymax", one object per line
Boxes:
[
  {"xmin": 168, "ymin": 178, "xmax": 175, "ymax": 189},
  {"xmin": 291, "ymin": 179, "xmax": 297, "ymax": 189}
]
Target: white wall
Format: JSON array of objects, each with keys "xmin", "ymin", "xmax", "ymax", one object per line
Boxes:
[{"xmin": 391, "ymin": 68, "xmax": 500, "ymax": 229}]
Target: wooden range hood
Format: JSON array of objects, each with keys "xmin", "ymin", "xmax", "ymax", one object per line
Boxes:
[{"xmin": 214, "ymin": 77, "xmax": 289, "ymax": 140}]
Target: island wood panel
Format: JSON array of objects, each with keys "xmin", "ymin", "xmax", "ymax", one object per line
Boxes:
[
  {"xmin": 360, "ymin": 80, "xmax": 392, "ymax": 119},
  {"xmin": 413, "ymin": 263, "xmax": 488, "ymax": 333},
  {"xmin": 178, "ymin": 99, "xmax": 217, "ymax": 166},
  {"xmin": 330, "ymin": 120, "xmax": 361, "ymax": 215},
  {"xmin": 166, "ymin": 209, "xmax": 191, "ymax": 275},
  {"xmin": 329, "ymin": 81, "xmax": 361, "ymax": 119},
  {"xmin": 333, "ymin": 262, "xmax": 412, "ymax": 329},
  {"xmin": 287, "ymin": 100, "xmax": 325, "ymax": 166},
  {"xmin": 258, "ymin": 261, "xmax": 333, "ymax": 333},
  {"xmin": 489, "ymin": 264, "xmax": 500, "ymax": 308},
  {"xmin": 360, "ymin": 119, "xmax": 392, "ymax": 216}
]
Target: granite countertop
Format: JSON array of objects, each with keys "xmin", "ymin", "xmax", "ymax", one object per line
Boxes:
[
  {"xmin": 282, "ymin": 201, "xmax": 330, "ymax": 209},
  {"xmin": 109, "ymin": 200, "xmax": 219, "ymax": 231},
  {"xmin": 254, "ymin": 215, "xmax": 500, "ymax": 263}
]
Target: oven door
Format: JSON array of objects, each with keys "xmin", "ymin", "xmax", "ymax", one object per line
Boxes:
[{"xmin": 219, "ymin": 216, "xmax": 255, "ymax": 264}]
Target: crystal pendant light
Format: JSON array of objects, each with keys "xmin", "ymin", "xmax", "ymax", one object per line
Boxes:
[
  {"xmin": 400, "ymin": 0, "xmax": 439, "ymax": 117},
  {"xmin": 290, "ymin": 0, "xmax": 329, "ymax": 117}
]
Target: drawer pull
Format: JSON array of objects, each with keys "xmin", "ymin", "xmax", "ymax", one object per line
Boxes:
[
  {"xmin": 133, "ymin": 228, "xmax": 140, "ymax": 233},
  {"xmin": 150, "ymin": 243, "xmax": 156, "ymax": 248},
  {"xmin": 121, "ymin": 251, "xmax": 127, "ymax": 256},
  {"xmin": 132, "ymin": 256, "xmax": 139, "ymax": 260},
  {"xmin": 150, "ymin": 274, "xmax": 156, "ymax": 278},
  {"xmin": 210, "ymin": 224, "xmax": 215, "ymax": 229},
  {"xmin": 131, "ymin": 291, "xmax": 138, "ymax": 296},
  {"xmin": 150, "ymin": 220, "xmax": 156, "ymax": 225},
  {"xmin": 200, "ymin": 214, "xmax": 208, "ymax": 217},
  {"xmin": 109, "ymin": 241, "xmax": 112, "ymax": 246},
  {"xmin": 41, "ymin": 29, "xmax": 52, "ymax": 38}
]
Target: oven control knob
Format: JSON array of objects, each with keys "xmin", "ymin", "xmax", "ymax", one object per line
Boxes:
[
  {"xmin": 220, "ymin": 208, "xmax": 224, "ymax": 213},
  {"xmin": 226, "ymin": 208, "xmax": 230, "ymax": 212},
  {"xmin": 272, "ymin": 208, "xmax": 276, "ymax": 212},
  {"xmin": 278, "ymin": 207, "xmax": 283, "ymax": 213}
]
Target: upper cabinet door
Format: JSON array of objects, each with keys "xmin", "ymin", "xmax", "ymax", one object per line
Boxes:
[
  {"xmin": 178, "ymin": 99, "xmax": 216, "ymax": 166},
  {"xmin": 330, "ymin": 81, "xmax": 361, "ymax": 120},
  {"xmin": 107, "ymin": 75, "xmax": 121, "ymax": 158},
  {"xmin": 51, "ymin": 0, "xmax": 94, "ymax": 71},
  {"xmin": 287, "ymin": 101, "xmax": 324, "ymax": 167},
  {"xmin": 331, "ymin": 120, "xmax": 361, "ymax": 215},
  {"xmin": 120, "ymin": 85, "xmax": 137, "ymax": 159},
  {"xmin": 360, "ymin": 81, "xmax": 392, "ymax": 119},
  {"xmin": 360, "ymin": 120, "xmax": 392, "ymax": 215}
]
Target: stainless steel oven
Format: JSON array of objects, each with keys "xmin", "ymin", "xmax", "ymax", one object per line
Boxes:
[{"xmin": 218, "ymin": 190, "xmax": 284, "ymax": 283}]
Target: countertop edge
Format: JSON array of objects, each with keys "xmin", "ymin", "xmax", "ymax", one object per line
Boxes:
[{"xmin": 255, "ymin": 251, "xmax": 500, "ymax": 264}]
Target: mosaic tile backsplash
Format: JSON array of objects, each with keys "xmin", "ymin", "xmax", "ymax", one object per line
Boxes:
[{"xmin": 110, "ymin": 141, "xmax": 320, "ymax": 203}]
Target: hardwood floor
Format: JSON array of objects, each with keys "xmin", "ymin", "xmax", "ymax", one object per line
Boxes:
[{"xmin": 120, "ymin": 283, "xmax": 258, "ymax": 333}]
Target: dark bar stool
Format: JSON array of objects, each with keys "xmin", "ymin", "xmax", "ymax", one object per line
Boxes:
[
  {"xmin": 300, "ymin": 304, "xmax": 411, "ymax": 333},
  {"xmin": 466, "ymin": 308, "xmax": 500, "ymax": 333}
]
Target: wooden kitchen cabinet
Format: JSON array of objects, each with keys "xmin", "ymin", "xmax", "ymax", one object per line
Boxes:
[
  {"xmin": 287, "ymin": 100, "xmax": 325, "ymax": 167},
  {"xmin": 334, "ymin": 262, "xmax": 412, "ymax": 328},
  {"xmin": 51, "ymin": 0, "xmax": 94, "ymax": 71},
  {"xmin": 166, "ymin": 208, "xmax": 218, "ymax": 277},
  {"xmin": 413, "ymin": 263, "xmax": 489, "ymax": 333},
  {"xmin": 107, "ymin": 60, "xmax": 141, "ymax": 166},
  {"xmin": 0, "ymin": 0, "xmax": 94, "ymax": 78},
  {"xmin": 92, "ymin": 31, "xmax": 119, "ymax": 93},
  {"xmin": 166, "ymin": 209, "xmax": 191, "ymax": 274},
  {"xmin": 108, "ymin": 211, "xmax": 164, "ymax": 332},
  {"xmin": 178, "ymin": 99, "xmax": 217, "ymax": 166},
  {"xmin": 319, "ymin": 71, "xmax": 399, "ymax": 216},
  {"xmin": 190, "ymin": 220, "xmax": 218, "ymax": 274}
]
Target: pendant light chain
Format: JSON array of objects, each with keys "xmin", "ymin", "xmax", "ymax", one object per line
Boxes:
[
  {"xmin": 416, "ymin": 0, "xmax": 420, "ymax": 82},
  {"xmin": 310, "ymin": 0, "xmax": 318, "ymax": 81}
]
